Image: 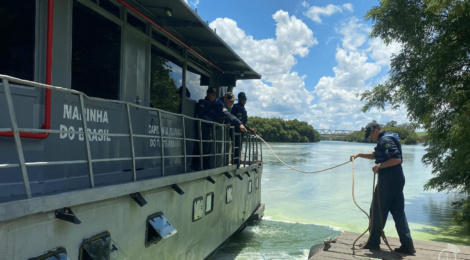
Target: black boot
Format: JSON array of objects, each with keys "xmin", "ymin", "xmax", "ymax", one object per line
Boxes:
[
  {"xmin": 394, "ymin": 245, "xmax": 416, "ymax": 255},
  {"xmin": 360, "ymin": 243, "xmax": 381, "ymax": 251}
]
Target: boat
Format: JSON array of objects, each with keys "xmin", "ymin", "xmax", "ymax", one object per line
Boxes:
[{"xmin": 0, "ymin": 0, "xmax": 264, "ymax": 259}]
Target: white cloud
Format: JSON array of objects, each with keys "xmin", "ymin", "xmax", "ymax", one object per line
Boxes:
[
  {"xmin": 209, "ymin": 11, "xmax": 317, "ymax": 117},
  {"xmin": 303, "ymin": 3, "xmax": 353, "ymax": 23},
  {"xmin": 210, "ymin": 12, "xmax": 405, "ymax": 130},
  {"xmin": 183, "ymin": 0, "xmax": 199, "ymax": 8},
  {"xmin": 307, "ymin": 18, "xmax": 406, "ymax": 130}
]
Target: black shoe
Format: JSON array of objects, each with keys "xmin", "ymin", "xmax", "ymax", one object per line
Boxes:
[
  {"xmin": 394, "ymin": 245, "xmax": 416, "ymax": 255},
  {"xmin": 360, "ymin": 243, "xmax": 381, "ymax": 251}
]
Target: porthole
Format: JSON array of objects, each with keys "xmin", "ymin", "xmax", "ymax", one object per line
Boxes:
[
  {"xmin": 193, "ymin": 197, "xmax": 204, "ymax": 222},
  {"xmin": 248, "ymin": 180, "xmax": 252, "ymax": 194},
  {"xmin": 79, "ymin": 231, "xmax": 126, "ymax": 260},
  {"xmin": 226, "ymin": 185, "xmax": 233, "ymax": 204},
  {"xmin": 146, "ymin": 212, "xmax": 177, "ymax": 247},
  {"xmin": 206, "ymin": 192, "xmax": 214, "ymax": 215},
  {"xmin": 28, "ymin": 247, "xmax": 69, "ymax": 260}
]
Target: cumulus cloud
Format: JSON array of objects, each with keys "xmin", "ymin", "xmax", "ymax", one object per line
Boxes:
[
  {"xmin": 302, "ymin": 3, "xmax": 353, "ymax": 23},
  {"xmin": 210, "ymin": 12, "xmax": 404, "ymax": 130},
  {"xmin": 307, "ymin": 18, "xmax": 406, "ymax": 130},
  {"xmin": 209, "ymin": 11, "xmax": 317, "ymax": 116}
]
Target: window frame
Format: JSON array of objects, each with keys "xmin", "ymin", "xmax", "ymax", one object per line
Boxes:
[
  {"xmin": 28, "ymin": 246, "xmax": 68, "ymax": 260},
  {"xmin": 78, "ymin": 231, "xmax": 111, "ymax": 260},
  {"xmin": 205, "ymin": 192, "xmax": 214, "ymax": 215},
  {"xmin": 192, "ymin": 196, "xmax": 204, "ymax": 222},
  {"xmin": 248, "ymin": 180, "xmax": 252, "ymax": 194},
  {"xmin": 226, "ymin": 185, "xmax": 233, "ymax": 204},
  {"xmin": 145, "ymin": 211, "xmax": 164, "ymax": 247}
]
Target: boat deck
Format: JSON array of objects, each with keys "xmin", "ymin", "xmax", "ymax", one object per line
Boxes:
[{"xmin": 309, "ymin": 231, "xmax": 470, "ymax": 260}]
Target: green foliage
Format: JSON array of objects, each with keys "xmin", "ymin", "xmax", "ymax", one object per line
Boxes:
[
  {"xmin": 248, "ymin": 117, "xmax": 321, "ymax": 143},
  {"xmin": 149, "ymin": 56, "xmax": 180, "ymax": 113},
  {"xmin": 363, "ymin": 0, "xmax": 470, "ymax": 229},
  {"xmin": 325, "ymin": 123, "xmax": 420, "ymax": 144}
]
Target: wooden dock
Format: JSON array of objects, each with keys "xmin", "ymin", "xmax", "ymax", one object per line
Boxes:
[{"xmin": 309, "ymin": 231, "xmax": 470, "ymax": 260}]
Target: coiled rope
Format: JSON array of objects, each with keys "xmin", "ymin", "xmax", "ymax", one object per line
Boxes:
[{"xmin": 253, "ymin": 134, "xmax": 402, "ymax": 258}]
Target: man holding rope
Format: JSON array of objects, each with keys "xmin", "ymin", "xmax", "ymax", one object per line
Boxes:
[{"xmin": 350, "ymin": 122, "xmax": 415, "ymax": 255}]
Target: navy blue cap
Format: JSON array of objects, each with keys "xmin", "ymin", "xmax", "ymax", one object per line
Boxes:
[
  {"xmin": 364, "ymin": 122, "xmax": 381, "ymax": 139},
  {"xmin": 207, "ymin": 87, "xmax": 217, "ymax": 94},
  {"xmin": 238, "ymin": 92, "xmax": 247, "ymax": 99}
]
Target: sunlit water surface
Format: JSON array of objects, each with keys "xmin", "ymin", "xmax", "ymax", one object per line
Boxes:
[{"xmin": 211, "ymin": 141, "xmax": 468, "ymax": 259}]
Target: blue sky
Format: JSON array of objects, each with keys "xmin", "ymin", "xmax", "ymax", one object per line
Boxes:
[{"xmin": 185, "ymin": 0, "xmax": 405, "ymax": 130}]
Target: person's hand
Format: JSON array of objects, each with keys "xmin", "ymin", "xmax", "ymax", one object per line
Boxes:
[
  {"xmin": 350, "ymin": 154, "xmax": 359, "ymax": 162},
  {"xmin": 372, "ymin": 164, "xmax": 380, "ymax": 174},
  {"xmin": 226, "ymin": 123, "xmax": 231, "ymax": 129},
  {"xmin": 239, "ymin": 124, "xmax": 247, "ymax": 132},
  {"xmin": 249, "ymin": 128, "xmax": 256, "ymax": 135}
]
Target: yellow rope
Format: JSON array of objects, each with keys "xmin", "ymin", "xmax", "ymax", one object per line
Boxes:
[{"xmin": 254, "ymin": 135, "xmax": 350, "ymax": 173}]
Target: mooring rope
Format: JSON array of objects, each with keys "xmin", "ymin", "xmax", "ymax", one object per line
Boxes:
[{"xmin": 253, "ymin": 134, "xmax": 403, "ymax": 259}]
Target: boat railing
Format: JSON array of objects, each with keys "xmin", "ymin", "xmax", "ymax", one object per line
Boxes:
[{"xmin": 0, "ymin": 74, "xmax": 262, "ymax": 200}]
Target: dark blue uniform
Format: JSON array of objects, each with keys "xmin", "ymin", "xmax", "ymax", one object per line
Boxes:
[
  {"xmin": 191, "ymin": 98, "xmax": 241, "ymax": 170},
  {"xmin": 230, "ymin": 103, "xmax": 251, "ymax": 167},
  {"xmin": 369, "ymin": 131, "xmax": 413, "ymax": 248}
]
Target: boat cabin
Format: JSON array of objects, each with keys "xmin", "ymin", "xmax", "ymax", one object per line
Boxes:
[{"xmin": 0, "ymin": 0, "xmax": 261, "ymax": 203}]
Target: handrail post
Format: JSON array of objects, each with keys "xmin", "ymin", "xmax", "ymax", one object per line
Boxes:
[
  {"xmin": 260, "ymin": 138, "xmax": 263, "ymax": 163},
  {"xmin": 79, "ymin": 94, "xmax": 94, "ymax": 188},
  {"xmin": 199, "ymin": 120, "xmax": 203, "ymax": 169},
  {"xmin": 212, "ymin": 124, "xmax": 216, "ymax": 168},
  {"xmin": 248, "ymin": 135, "xmax": 252, "ymax": 166},
  {"xmin": 126, "ymin": 104, "xmax": 136, "ymax": 181},
  {"xmin": 255, "ymin": 136, "xmax": 258, "ymax": 162},
  {"xmin": 243, "ymin": 134, "xmax": 247, "ymax": 168},
  {"xmin": 159, "ymin": 111, "xmax": 165, "ymax": 176},
  {"xmin": 182, "ymin": 117, "xmax": 187, "ymax": 173},
  {"xmin": 3, "ymin": 79, "xmax": 32, "ymax": 198},
  {"xmin": 231, "ymin": 128, "xmax": 235, "ymax": 166}
]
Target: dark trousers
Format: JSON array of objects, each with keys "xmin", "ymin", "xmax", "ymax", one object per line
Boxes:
[
  {"xmin": 191, "ymin": 123, "xmax": 212, "ymax": 170},
  {"xmin": 230, "ymin": 130, "xmax": 243, "ymax": 168},
  {"xmin": 368, "ymin": 165, "xmax": 413, "ymax": 248}
]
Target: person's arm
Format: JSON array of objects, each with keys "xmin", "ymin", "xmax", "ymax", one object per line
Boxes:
[
  {"xmin": 221, "ymin": 107, "xmax": 247, "ymax": 132},
  {"xmin": 372, "ymin": 158, "xmax": 402, "ymax": 173},
  {"xmin": 350, "ymin": 152, "xmax": 375, "ymax": 161}
]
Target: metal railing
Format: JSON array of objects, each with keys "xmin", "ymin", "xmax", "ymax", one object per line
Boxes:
[
  {"xmin": 0, "ymin": 74, "xmax": 262, "ymax": 200},
  {"xmin": 241, "ymin": 134, "xmax": 263, "ymax": 168}
]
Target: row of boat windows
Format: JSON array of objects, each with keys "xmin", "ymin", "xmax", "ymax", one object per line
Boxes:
[
  {"xmin": 28, "ymin": 178, "xmax": 260, "ymax": 259},
  {"xmin": 0, "ymin": 0, "xmax": 209, "ymax": 113}
]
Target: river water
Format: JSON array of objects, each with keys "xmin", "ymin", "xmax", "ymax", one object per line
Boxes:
[{"xmin": 211, "ymin": 141, "xmax": 469, "ymax": 259}]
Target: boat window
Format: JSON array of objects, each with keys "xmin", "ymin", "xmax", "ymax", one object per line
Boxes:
[
  {"xmin": 0, "ymin": 0, "xmax": 35, "ymax": 81},
  {"xmin": 226, "ymin": 185, "xmax": 233, "ymax": 204},
  {"xmin": 186, "ymin": 67, "xmax": 207, "ymax": 101},
  {"xmin": 72, "ymin": 0, "xmax": 121, "ymax": 100},
  {"xmin": 249, "ymin": 180, "xmax": 252, "ymax": 194},
  {"xmin": 150, "ymin": 45, "xmax": 182, "ymax": 112},
  {"xmin": 79, "ymin": 231, "xmax": 126, "ymax": 260},
  {"xmin": 89, "ymin": 0, "xmax": 120, "ymax": 18},
  {"xmin": 127, "ymin": 13, "xmax": 146, "ymax": 33},
  {"xmin": 256, "ymin": 177, "xmax": 259, "ymax": 189},
  {"xmin": 146, "ymin": 212, "xmax": 178, "ymax": 247},
  {"xmin": 28, "ymin": 247, "xmax": 70, "ymax": 260},
  {"xmin": 193, "ymin": 197, "xmax": 204, "ymax": 221},
  {"xmin": 206, "ymin": 192, "xmax": 214, "ymax": 214}
]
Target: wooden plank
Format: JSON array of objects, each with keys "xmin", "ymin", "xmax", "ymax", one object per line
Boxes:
[
  {"xmin": 339, "ymin": 231, "xmax": 470, "ymax": 255},
  {"xmin": 310, "ymin": 232, "xmax": 470, "ymax": 260}
]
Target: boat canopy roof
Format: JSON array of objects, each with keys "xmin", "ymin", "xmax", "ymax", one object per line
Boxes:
[{"xmin": 127, "ymin": 0, "xmax": 261, "ymax": 80}]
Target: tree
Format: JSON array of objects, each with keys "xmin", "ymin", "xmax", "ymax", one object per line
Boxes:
[
  {"xmin": 362, "ymin": 0, "xmax": 470, "ymax": 231},
  {"xmin": 385, "ymin": 120, "xmax": 397, "ymax": 127}
]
